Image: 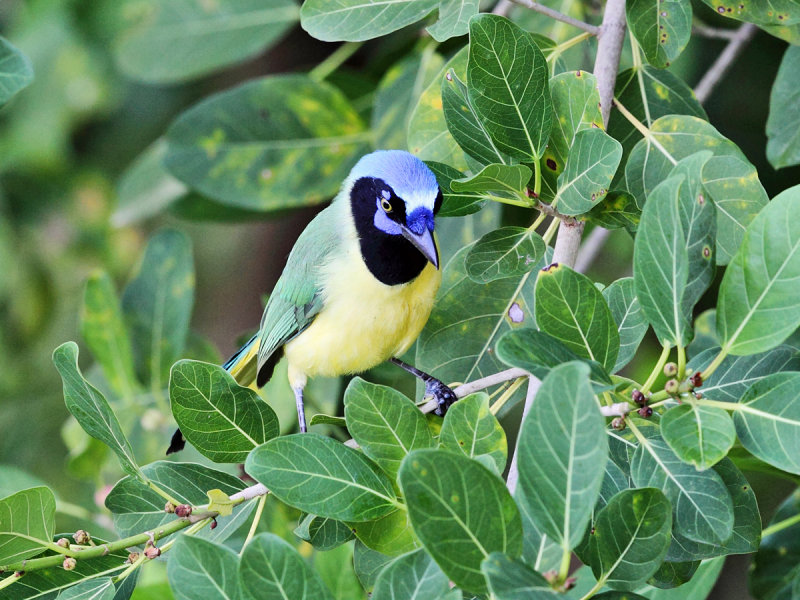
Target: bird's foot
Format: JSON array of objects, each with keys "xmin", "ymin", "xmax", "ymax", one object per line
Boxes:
[{"xmin": 425, "ymin": 378, "xmax": 458, "ymax": 417}]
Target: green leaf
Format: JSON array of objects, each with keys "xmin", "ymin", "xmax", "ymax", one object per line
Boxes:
[
  {"xmin": 588, "ymin": 488, "xmax": 672, "ymax": 590},
  {"xmin": 467, "ymin": 14, "xmax": 553, "ymax": 161},
  {"xmin": 56, "ymin": 577, "xmax": 115, "ymax": 600},
  {"xmin": 295, "ymin": 514, "xmax": 354, "ymax": 551},
  {"xmin": 602, "ymin": 278, "xmax": 649, "ymax": 371},
  {"xmin": 349, "ymin": 508, "xmax": 418, "ymax": 556},
  {"xmin": 465, "ymin": 226, "xmax": 545, "ymax": 284},
  {"xmin": 624, "ymin": 116, "xmax": 767, "ymax": 263},
  {"xmin": 701, "ymin": 0, "xmax": 800, "ymax": 26},
  {"xmin": 630, "ymin": 435, "xmax": 734, "ymax": 545},
  {"xmin": 121, "ymin": 229, "xmax": 194, "ymax": 390},
  {"xmin": 514, "ymin": 485, "xmax": 562, "ymax": 574},
  {"xmin": 81, "ymin": 271, "xmax": 139, "ymax": 399},
  {"xmin": 660, "ymin": 404, "xmax": 735, "ymax": 470},
  {"xmin": 169, "ymin": 360, "xmax": 280, "ymax": 463},
  {"xmin": 113, "ymin": 140, "xmax": 187, "ymax": 227},
  {"xmin": 439, "ymin": 392, "xmax": 507, "ymax": 473},
  {"xmin": 398, "ymin": 448, "xmax": 522, "ymax": 594},
  {"xmin": 535, "ymin": 264, "xmax": 620, "ymax": 372},
  {"xmin": 239, "ymin": 533, "xmax": 334, "ymax": 600},
  {"xmin": 168, "ymin": 536, "xmax": 240, "ymax": 600},
  {"xmin": 665, "ymin": 457, "xmax": 760, "ymax": 561},
  {"xmin": 52, "ymin": 342, "xmax": 141, "ymax": 479},
  {"xmin": 556, "ymin": 129, "xmax": 622, "ymax": 215},
  {"xmin": 632, "ymin": 175, "xmax": 690, "ymax": 347},
  {"xmin": 165, "ymin": 75, "xmax": 370, "ymax": 211},
  {"xmin": 648, "ymin": 560, "xmax": 699, "ymax": 589},
  {"xmin": 688, "ymin": 345, "xmax": 800, "ymax": 403},
  {"xmin": 354, "ymin": 540, "xmax": 394, "ymax": 592},
  {"xmin": 246, "ymin": 433, "xmax": 397, "ymax": 521},
  {"xmin": 113, "ymin": 0, "xmax": 297, "ymax": 84},
  {"xmin": 608, "ymin": 66, "xmax": 706, "ymax": 165},
  {"xmin": 733, "ymin": 372, "xmax": 800, "ymax": 474},
  {"xmin": 750, "ymin": 488, "xmax": 800, "ymax": 600},
  {"xmin": 373, "ymin": 51, "xmax": 444, "ymax": 151},
  {"xmin": 408, "ymin": 48, "xmax": 470, "ymax": 172},
  {"xmin": 416, "ymin": 245, "xmax": 540, "ymax": 407},
  {"xmin": 0, "ymin": 36, "xmax": 33, "ymax": 105},
  {"xmin": 343, "ymin": 377, "xmax": 434, "ymax": 479},
  {"xmin": 495, "ymin": 329, "xmax": 614, "ymax": 392},
  {"xmin": 586, "ymin": 192, "xmax": 641, "ymax": 233},
  {"xmin": 105, "ymin": 461, "xmax": 251, "ymax": 542},
  {"xmin": 451, "ymin": 163, "xmax": 532, "ymax": 200},
  {"xmin": 626, "ymin": 0, "xmax": 691, "ymax": 68},
  {"xmin": 0, "ymin": 487, "xmax": 56, "ymax": 564},
  {"xmin": 428, "ymin": 0, "xmax": 479, "ymax": 41},
  {"xmin": 673, "ymin": 152, "xmax": 716, "ymax": 317},
  {"xmin": 767, "ymin": 46, "xmax": 800, "ymax": 169},
  {"xmin": 547, "ymin": 70, "xmax": 603, "ymax": 175},
  {"xmin": 481, "ymin": 552, "xmax": 559, "ymax": 599},
  {"xmin": 372, "ymin": 549, "xmax": 450, "ymax": 600},
  {"xmin": 443, "ymin": 67, "xmax": 512, "ymax": 166},
  {"xmin": 717, "ymin": 186, "xmax": 800, "ymax": 355},
  {"xmin": 426, "ymin": 161, "xmax": 486, "ymax": 217},
  {"xmin": 517, "ymin": 361, "xmax": 608, "ymax": 550},
  {"xmin": 300, "ymin": 0, "xmax": 437, "ymax": 41}
]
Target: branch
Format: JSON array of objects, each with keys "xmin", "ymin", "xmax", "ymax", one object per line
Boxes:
[
  {"xmin": 505, "ymin": 0, "xmax": 599, "ymax": 35},
  {"xmin": 694, "ymin": 23, "xmax": 758, "ymax": 103},
  {"xmin": 692, "ymin": 22, "xmax": 738, "ymax": 40},
  {"xmin": 506, "ymin": 376, "xmax": 541, "ymax": 495},
  {"xmin": 573, "ymin": 226, "xmax": 611, "ymax": 273}
]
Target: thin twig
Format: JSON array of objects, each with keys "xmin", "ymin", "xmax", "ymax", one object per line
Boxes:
[
  {"xmin": 551, "ymin": 218, "xmax": 584, "ymax": 267},
  {"xmin": 692, "ymin": 22, "xmax": 738, "ymax": 40},
  {"xmin": 694, "ymin": 23, "xmax": 758, "ymax": 103},
  {"xmin": 505, "ymin": 0, "xmax": 599, "ymax": 35},
  {"xmin": 574, "ymin": 227, "xmax": 611, "ymax": 273},
  {"xmin": 505, "ymin": 376, "xmax": 541, "ymax": 495},
  {"xmin": 492, "ymin": 0, "xmax": 513, "ymax": 17}
]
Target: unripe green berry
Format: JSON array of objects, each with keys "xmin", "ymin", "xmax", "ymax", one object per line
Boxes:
[
  {"xmin": 63, "ymin": 557, "xmax": 77, "ymax": 571},
  {"xmin": 665, "ymin": 379, "xmax": 680, "ymax": 395},
  {"xmin": 663, "ymin": 362, "xmax": 678, "ymax": 377}
]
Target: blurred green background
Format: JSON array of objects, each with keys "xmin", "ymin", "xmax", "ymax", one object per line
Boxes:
[{"xmin": 1, "ymin": 1, "xmax": 799, "ymax": 597}]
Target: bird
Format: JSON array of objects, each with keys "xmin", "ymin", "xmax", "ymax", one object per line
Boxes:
[{"xmin": 168, "ymin": 150, "xmax": 456, "ymax": 454}]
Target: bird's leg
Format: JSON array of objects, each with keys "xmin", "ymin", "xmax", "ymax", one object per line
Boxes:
[
  {"xmin": 389, "ymin": 357, "xmax": 458, "ymax": 417},
  {"xmin": 293, "ymin": 385, "xmax": 308, "ymax": 433}
]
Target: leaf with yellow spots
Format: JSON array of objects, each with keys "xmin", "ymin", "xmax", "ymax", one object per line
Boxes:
[
  {"xmin": 165, "ymin": 75, "xmax": 371, "ymax": 212},
  {"xmin": 627, "ymin": 0, "xmax": 692, "ymax": 69},
  {"xmin": 121, "ymin": 229, "xmax": 194, "ymax": 390},
  {"xmin": 81, "ymin": 271, "xmax": 140, "ymax": 400},
  {"xmin": 701, "ymin": 0, "xmax": 800, "ymax": 26}
]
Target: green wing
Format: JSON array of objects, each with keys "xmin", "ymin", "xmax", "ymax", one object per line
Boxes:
[{"xmin": 256, "ymin": 204, "xmax": 341, "ymax": 385}]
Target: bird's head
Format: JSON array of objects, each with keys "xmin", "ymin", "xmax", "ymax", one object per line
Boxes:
[{"xmin": 346, "ymin": 151, "xmax": 442, "ymax": 283}]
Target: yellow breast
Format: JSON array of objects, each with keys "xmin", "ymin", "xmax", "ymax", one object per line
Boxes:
[{"xmin": 284, "ymin": 231, "xmax": 441, "ymax": 388}]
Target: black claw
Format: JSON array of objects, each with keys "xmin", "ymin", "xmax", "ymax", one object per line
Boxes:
[{"xmin": 426, "ymin": 379, "xmax": 458, "ymax": 417}]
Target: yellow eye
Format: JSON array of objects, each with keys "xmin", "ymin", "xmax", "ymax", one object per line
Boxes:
[{"xmin": 381, "ymin": 198, "xmax": 393, "ymax": 213}]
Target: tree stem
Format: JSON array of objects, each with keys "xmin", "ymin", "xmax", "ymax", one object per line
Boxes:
[
  {"xmin": 612, "ymin": 97, "xmax": 677, "ymax": 165},
  {"xmin": 309, "ymin": 42, "xmax": 364, "ymax": 82},
  {"xmin": 642, "ymin": 345, "xmax": 670, "ymax": 395},
  {"xmin": 762, "ymin": 512, "xmax": 800, "ymax": 538},
  {"xmin": 700, "ymin": 348, "xmax": 729, "ymax": 381}
]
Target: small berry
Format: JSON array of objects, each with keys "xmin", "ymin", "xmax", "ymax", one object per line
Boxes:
[
  {"xmin": 144, "ymin": 546, "xmax": 161, "ymax": 559},
  {"xmin": 73, "ymin": 530, "xmax": 90, "ymax": 545},
  {"xmin": 127, "ymin": 552, "xmax": 140, "ymax": 564},
  {"xmin": 56, "ymin": 538, "xmax": 70, "ymax": 548},
  {"xmin": 164, "ymin": 502, "xmax": 176, "ymax": 514},
  {"xmin": 663, "ymin": 362, "xmax": 678, "ymax": 377},
  {"xmin": 694, "ymin": 391, "xmax": 704, "ymax": 399},
  {"xmin": 690, "ymin": 372, "xmax": 703, "ymax": 388},
  {"xmin": 638, "ymin": 406, "xmax": 653, "ymax": 418},
  {"xmin": 63, "ymin": 557, "xmax": 77, "ymax": 571},
  {"xmin": 564, "ymin": 577, "xmax": 577, "ymax": 591},
  {"xmin": 631, "ymin": 389, "xmax": 646, "ymax": 406},
  {"xmin": 665, "ymin": 379, "xmax": 680, "ymax": 395},
  {"xmin": 612, "ymin": 417, "xmax": 626, "ymax": 430},
  {"xmin": 175, "ymin": 504, "xmax": 193, "ymax": 518},
  {"xmin": 210, "ymin": 519, "xmax": 218, "ymax": 530},
  {"xmin": 543, "ymin": 570, "xmax": 558, "ymax": 584}
]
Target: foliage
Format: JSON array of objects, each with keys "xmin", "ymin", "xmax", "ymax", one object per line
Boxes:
[{"xmin": 2, "ymin": 1, "xmax": 800, "ymax": 600}]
